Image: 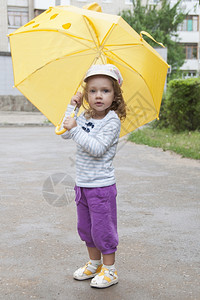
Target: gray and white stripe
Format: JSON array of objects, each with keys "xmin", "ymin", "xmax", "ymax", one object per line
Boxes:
[{"xmin": 62, "ymin": 105, "xmax": 121, "ymax": 187}]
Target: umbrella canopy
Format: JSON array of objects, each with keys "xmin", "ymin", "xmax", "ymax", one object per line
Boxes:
[{"xmin": 9, "ymin": 3, "xmax": 169, "ymax": 137}]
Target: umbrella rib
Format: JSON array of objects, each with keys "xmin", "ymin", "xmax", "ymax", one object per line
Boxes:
[
  {"xmin": 10, "ymin": 29, "xmax": 97, "ymax": 52},
  {"xmin": 102, "ymin": 51, "xmax": 159, "ymax": 116},
  {"xmin": 104, "ymin": 43, "xmax": 142, "ymax": 47},
  {"xmin": 9, "ymin": 28, "xmax": 93, "ymax": 42},
  {"xmin": 100, "ymin": 23, "xmax": 116, "ymax": 48},
  {"xmin": 103, "ymin": 44, "xmax": 142, "ymax": 53},
  {"xmin": 74, "ymin": 55, "xmax": 102, "ymax": 95},
  {"xmin": 102, "ymin": 51, "xmax": 140, "ymax": 76},
  {"xmin": 14, "ymin": 48, "xmax": 96, "ymax": 88},
  {"xmin": 59, "ymin": 30, "xmax": 96, "ymax": 51},
  {"xmin": 82, "ymin": 15, "xmax": 99, "ymax": 50}
]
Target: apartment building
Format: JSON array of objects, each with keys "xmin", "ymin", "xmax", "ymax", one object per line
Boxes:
[
  {"xmin": 0, "ymin": 0, "xmax": 34, "ymax": 95},
  {"xmin": 148, "ymin": 0, "xmax": 200, "ymax": 77},
  {"xmin": 176, "ymin": 0, "xmax": 200, "ymax": 77}
]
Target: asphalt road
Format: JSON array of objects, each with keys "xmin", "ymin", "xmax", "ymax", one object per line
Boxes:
[{"xmin": 0, "ymin": 127, "xmax": 200, "ymax": 300}]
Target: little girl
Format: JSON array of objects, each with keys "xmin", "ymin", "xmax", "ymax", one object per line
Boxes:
[{"xmin": 62, "ymin": 64, "xmax": 126, "ymax": 288}]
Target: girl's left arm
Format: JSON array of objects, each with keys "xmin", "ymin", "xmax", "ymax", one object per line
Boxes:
[{"xmin": 69, "ymin": 118, "xmax": 121, "ymax": 157}]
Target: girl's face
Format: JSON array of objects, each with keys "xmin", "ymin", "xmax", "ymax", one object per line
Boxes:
[{"xmin": 86, "ymin": 75, "xmax": 115, "ymax": 119}]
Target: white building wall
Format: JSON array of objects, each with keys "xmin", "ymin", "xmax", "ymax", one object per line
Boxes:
[
  {"xmin": 0, "ymin": 55, "xmax": 21, "ymax": 95},
  {"xmin": 177, "ymin": 0, "xmax": 200, "ymax": 75},
  {"xmin": 179, "ymin": 31, "xmax": 199, "ymax": 44},
  {"xmin": 34, "ymin": 0, "xmax": 58, "ymax": 9},
  {"xmin": 7, "ymin": 0, "xmax": 28, "ymax": 5},
  {"xmin": 69, "ymin": 0, "xmax": 133, "ymax": 15},
  {"xmin": 171, "ymin": 0, "xmax": 199, "ymax": 14},
  {"xmin": 1, "ymin": 0, "xmax": 34, "ymax": 95},
  {"xmin": 0, "ymin": 0, "xmax": 8, "ymax": 52},
  {"xmin": 34, "ymin": 0, "xmax": 134, "ymax": 15},
  {"xmin": 181, "ymin": 59, "xmax": 199, "ymax": 71}
]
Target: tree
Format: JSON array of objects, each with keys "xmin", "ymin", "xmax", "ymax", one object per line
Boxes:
[{"xmin": 120, "ymin": 0, "xmax": 186, "ymax": 79}]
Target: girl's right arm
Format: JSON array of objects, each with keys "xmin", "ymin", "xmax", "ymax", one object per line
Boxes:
[
  {"xmin": 61, "ymin": 92, "xmax": 82, "ymax": 139},
  {"xmin": 61, "ymin": 105, "xmax": 79, "ymax": 139}
]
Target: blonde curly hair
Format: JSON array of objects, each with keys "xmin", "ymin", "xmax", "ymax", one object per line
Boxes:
[{"xmin": 82, "ymin": 77, "xmax": 126, "ymax": 121}]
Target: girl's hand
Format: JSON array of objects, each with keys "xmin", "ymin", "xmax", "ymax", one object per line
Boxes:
[
  {"xmin": 63, "ymin": 116, "xmax": 77, "ymax": 130},
  {"xmin": 70, "ymin": 92, "xmax": 82, "ymax": 108}
]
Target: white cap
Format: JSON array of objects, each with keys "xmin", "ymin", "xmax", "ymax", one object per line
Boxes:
[{"xmin": 84, "ymin": 64, "xmax": 123, "ymax": 86}]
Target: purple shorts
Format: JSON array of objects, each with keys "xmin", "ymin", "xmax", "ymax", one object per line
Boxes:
[{"xmin": 74, "ymin": 184, "xmax": 118, "ymax": 255}]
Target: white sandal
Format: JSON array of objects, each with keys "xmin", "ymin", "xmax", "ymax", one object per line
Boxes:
[
  {"xmin": 73, "ymin": 261, "xmax": 102, "ymax": 281},
  {"xmin": 90, "ymin": 267, "xmax": 118, "ymax": 288}
]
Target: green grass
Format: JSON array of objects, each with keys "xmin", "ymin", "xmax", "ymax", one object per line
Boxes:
[{"xmin": 128, "ymin": 127, "xmax": 200, "ymax": 160}]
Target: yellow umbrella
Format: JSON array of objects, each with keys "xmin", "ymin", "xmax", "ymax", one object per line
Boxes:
[{"xmin": 9, "ymin": 2, "xmax": 169, "ymax": 137}]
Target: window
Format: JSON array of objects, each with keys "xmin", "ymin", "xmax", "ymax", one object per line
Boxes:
[
  {"xmin": 184, "ymin": 44, "xmax": 198, "ymax": 59},
  {"xmin": 7, "ymin": 7, "xmax": 28, "ymax": 28},
  {"xmin": 148, "ymin": 0, "xmax": 159, "ymax": 4},
  {"xmin": 125, "ymin": 0, "xmax": 132, "ymax": 3},
  {"xmin": 178, "ymin": 15, "xmax": 199, "ymax": 31},
  {"xmin": 182, "ymin": 71, "xmax": 197, "ymax": 79},
  {"xmin": 34, "ymin": 9, "xmax": 45, "ymax": 17}
]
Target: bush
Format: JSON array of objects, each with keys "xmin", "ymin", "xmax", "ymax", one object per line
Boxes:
[
  {"xmin": 153, "ymin": 78, "xmax": 200, "ymax": 132},
  {"xmin": 152, "ymin": 93, "xmax": 168, "ymax": 129}
]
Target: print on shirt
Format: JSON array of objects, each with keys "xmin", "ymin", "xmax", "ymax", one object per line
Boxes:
[{"xmin": 82, "ymin": 122, "xmax": 95, "ymax": 133}]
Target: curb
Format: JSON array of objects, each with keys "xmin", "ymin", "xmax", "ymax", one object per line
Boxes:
[{"xmin": 0, "ymin": 123, "xmax": 54, "ymax": 127}]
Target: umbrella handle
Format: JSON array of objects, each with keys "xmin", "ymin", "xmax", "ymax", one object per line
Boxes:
[
  {"xmin": 55, "ymin": 107, "xmax": 77, "ymax": 135},
  {"xmin": 55, "ymin": 124, "xmax": 67, "ymax": 135}
]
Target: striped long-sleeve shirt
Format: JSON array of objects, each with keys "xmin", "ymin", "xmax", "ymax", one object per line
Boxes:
[{"xmin": 61, "ymin": 105, "xmax": 121, "ymax": 187}]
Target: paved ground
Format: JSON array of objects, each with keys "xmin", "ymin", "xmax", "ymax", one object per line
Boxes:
[
  {"xmin": 0, "ymin": 111, "xmax": 49, "ymax": 126},
  {"xmin": 0, "ymin": 114, "xmax": 200, "ymax": 300}
]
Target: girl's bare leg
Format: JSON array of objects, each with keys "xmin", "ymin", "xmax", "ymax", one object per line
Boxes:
[
  {"xmin": 102, "ymin": 252, "xmax": 115, "ymax": 266},
  {"xmin": 87, "ymin": 246, "xmax": 101, "ymax": 260},
  {"xmin": 87, "ymin": 247, "xmax": 115, "ymax": 266}
]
